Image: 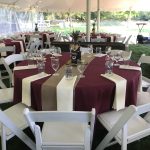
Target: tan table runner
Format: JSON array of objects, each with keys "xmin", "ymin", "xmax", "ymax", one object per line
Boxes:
[{"xmin": 41, "ymin": 54, "xmax": 94, "ymax": 110}]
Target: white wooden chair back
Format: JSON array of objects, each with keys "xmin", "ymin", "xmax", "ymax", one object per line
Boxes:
[
  {"xmin": 24, "ymin": 108, "xmax": 95, "ymax": 150},
  {"xmin": 0, "ymin": 79, "xmax": 6, "ymax": 88},
  {"xmin": 110, "ymin": 50, "xmax": 132, "ymax": 60},
  {"xmin": 0, "ymin": 78, "xmax": 13, "ymax": 104},
  {"xmin": 0, "ymin": 46, "xmax": 15, "ymax": 57},
  {"xmin": 0, "ymin": 109, "xmax": 35, "ymax": 150},
  {"xmin": 96, "ymin": 104, "xmax": 150, "ymax": 150},
  {"xmin": 1, "ymin": 54, "xmax": 24, "ymax": 86},
  {"xmin": 124, "ymin": 35, "xmax": 132, "ymax": 45},
  {"xmin": 137, "ymin": 54, "xmax": 150, "ymax": 87},
  {"xmin": 137, "ymin": 54, "xmax": 150, "ymax": 66}
]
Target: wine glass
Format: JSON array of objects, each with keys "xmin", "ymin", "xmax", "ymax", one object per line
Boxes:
[
  {"xmin": 88, "ymin": 45, "xmax": 93, "ymax": 57},
  {"xmin": 77, "ymin": 60, "xmax": 86, "ymax": 78},
  {"xmin": 51, "ymin": 57, "xmax": 60, "ymax": 76},
  {"xmin": 114, "ymin": 51, "xmax": 122, "ymax": 66},
  {"xmin": 96, "ymin": 47, "xmax": 102, "ymax": 55}
]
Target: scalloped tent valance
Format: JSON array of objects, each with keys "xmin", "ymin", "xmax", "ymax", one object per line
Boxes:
[{"xmin": 0, "ymin": 0, "xmax": 149, "ymax": 12}]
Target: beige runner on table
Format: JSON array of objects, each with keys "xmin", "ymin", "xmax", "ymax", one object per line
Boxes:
[
  {"xmin": 22, "ymin": 72, "xmax": 50, "ymax": 106},
  {"xmin": 101, "ymin": 73, "xmax": 127, "ymax": 111},
  {"xmin": 57, "ymin": 76, "xmax": 77, "ymax": 111},
  {"xmin": 41, "ymin": 54, "xmax": 94, "ymax": 110}
]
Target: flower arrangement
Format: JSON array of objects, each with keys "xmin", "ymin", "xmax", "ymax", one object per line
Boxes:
[{"xmin": 71, "ymin": 30, "xmax": 80, "ymax": 42}]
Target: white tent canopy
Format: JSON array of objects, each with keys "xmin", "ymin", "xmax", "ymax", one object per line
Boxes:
[{"xmin": 0, "ymin": 0, "xmax": 149, "ymax": 12}]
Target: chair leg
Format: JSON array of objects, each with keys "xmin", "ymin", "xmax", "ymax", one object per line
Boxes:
[{"xmin": 1, "ymin": 125, "xmax": 7, "ymax": 150}]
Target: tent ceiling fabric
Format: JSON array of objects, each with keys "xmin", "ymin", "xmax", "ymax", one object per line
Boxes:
[{"xmin": 0, "ymin": 0, "xmax": 149, "ymax": 12}]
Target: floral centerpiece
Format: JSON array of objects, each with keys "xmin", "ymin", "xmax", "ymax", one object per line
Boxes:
[
  {"xmin": 70, "ymin": 30, "xmax": 81, "ymax": 64},
  {"xmin": 71, "ymin": 30, "xmax": 80, "ymax": 42}
]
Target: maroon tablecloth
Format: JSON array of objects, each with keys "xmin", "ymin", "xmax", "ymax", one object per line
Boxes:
[
  {"xmin": 13, "ymin": 52, "xmax": 70, "ymax": 110},
  {"xmin": 13, "ymin": 53, "xmax": 141, "ymax": 114},
  {"xmin": 4, "ymin": 39, "xmax": 26, "ymax": 54}
]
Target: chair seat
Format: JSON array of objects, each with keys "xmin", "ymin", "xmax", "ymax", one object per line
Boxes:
[
  {"xmin": 0, "ymin": 103, "xmax": 33, "ymax": 138},
  {"xmin": 0, "ymin": 88, "xmax": 13, "ymax": 103},
  {"xmin": 42, "ymin": 122, "xmax": 88, "ymax": 147},
  {"xmin": 142, "ymin": 76, "xmax": 150, "ymax": 87},
  {"xmin": 98, "ymin": 108, "xmax": 150, "ymax": 144},
  {"xmin": 136, "ymin": 91, "xmax": 150, "ymax": 106}
]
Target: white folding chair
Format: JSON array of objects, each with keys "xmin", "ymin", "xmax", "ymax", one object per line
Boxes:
[
  {"xmin": 1, "ymin": 54, "xmax": 25, "ymax": 86},
  {"xmin": 24, "ymin": 108, "xmax": 95, "ymax": 150},
  {"xmin": 137, "ymin": 54, "xmax": 150, "ymax": 88},
  {"xmin": 0, "ymin": 78, "xmax": 13, "ymax": 104},
  {"xmin": 110, "ymin": 50, "xmax": 132, "ymax": 60},
  {"xmin": 0, "ymin": 108, "xmax": 35, "ymax": 150},
  {"xmin": 0, "ymin": 46, "xmax": 15, "ymax": 57},
  {"xmin": 124, "ymin": 35, "xmax": 132, "ymax": 51},
  {"xmin": 96, "ymin": 104, "xmax": 150, "ymax": 150}
]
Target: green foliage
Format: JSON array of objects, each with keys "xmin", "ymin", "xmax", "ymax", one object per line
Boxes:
[
  {"xmin": 43, "ymin": 11, "xmax": 150, "ymax": 21},
  {"xmin": 129, "ymin": 44, "xmax": 150, "ymax": 78}
]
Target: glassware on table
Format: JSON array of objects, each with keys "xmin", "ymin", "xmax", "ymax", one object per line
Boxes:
[
  {"xmin": 51, "ymin": 57, "xmax": 60, "ymax": 76},
  {"xmin": 27, "ymin": 51, "xmax": 36, "ymax": 67},
  {"xmin": 55, "ymin": 47, "xmax": 62, "ymax": 55},
  {"xmin": 37, "ymin": 59, "xmax": 45, "ymax": 73},
  {"xmin": 95, "ymin": 47, "xmax": 102, "ymax": 54},
  {"xmin": 114, "ymin": 51, "xmax": 122, "ymax": 66},
  {"xmin": 88, "ymin": 45, "xmax": 93, "ymax": 57},
  {"xmin": 105, "ymin": 59, "xmax": 114, "ymax": 75},
  {"xmin": 65, "ymin": 64, "xmax": 73, "ymax": 80},
  {"xmin": 77, "ymin": 60, "xmax": 86, "ymax": 78},
  {"xmin": 105, "ymin": 46, "xmax": 111, "ymax": 55}
]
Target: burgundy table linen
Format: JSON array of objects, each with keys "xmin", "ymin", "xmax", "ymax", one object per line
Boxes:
[
  {"xmin": 13, "ymin": 53, "xmax": 70, "ymax": 110},
  {"xmin": 13, "ymin": 53, "xmax": 141, "ymax": 114},
  {"xmin": 4, "ymin": 39, "xmax": 26, "ymax": 54},
  {"xmin": 74, "ymin": 57, "xmax": 141, "ymax": 114}
]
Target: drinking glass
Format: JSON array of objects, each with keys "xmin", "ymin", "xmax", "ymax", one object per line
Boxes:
[
  {"xmin": 96, "ymin": 47, "xmax": 102, "ymax": 54},
  {"xmin": 105, "ymin": 60, "xmax": 114, "ymax": 75},
  {"xmin": 51, "ymin": 57, "xmax": 60, "ymax": 76},
  {"xmin": 114, "ymin": 51, "xmax": 122, "ymax": 66},
  {"xmin": 88, "ymin": 45, "xmax": 93, "ymax": 57},
  {"xmin": 77, "ymin": 60, "xmax": 86, "ymax": 78}
]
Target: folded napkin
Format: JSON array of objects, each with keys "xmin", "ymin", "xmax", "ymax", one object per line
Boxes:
[
  {"xmin": 52, "ymin": 53, "xmax": 62, "ymax": 57},
  {"xmin": 94, "ymin": 54, "xmax": 106, "ymax": 57},
  {"xmin": 22, "ymin": 72, "xmax": 50, "ymax": 106},
  {"xmin": 101, "ymin": 73, "xmax": 127, "ymax": 111},
  {"xmin": 14, "ymin": 65, "xmax": 37, "ymax": 71},
  {"xmin": 57, "ymin": 76, "xmax": 77, "ymax": 111},
  {"xmin": 119, "ymin": 65, "xmax": 141, "ymax": 71}
]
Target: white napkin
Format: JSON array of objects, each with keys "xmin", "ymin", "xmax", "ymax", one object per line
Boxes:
[
  {"xmin": 57, "ymin": 76, "xmax": 77, "ymax": 111},
  {"xmin": 94, "ymin": 54, "xmax": 106, "ymax": 57},
  {"xmin": 101, "ymin": 73, "xmax": 127, "ymax": 111},
  {"xmin": 14, "ymin": 65, "xmax": 37, "ymax": 71},
  {"xmin": 22, "ymin": 72, "xmax": 50, "ymax": 106},
  {"xmin": 52, "ymin": 53, "xmax": 62, "ymax": 57},
  {"xmin": 119, "ymin": 65, "xmax": 142, "ymax": 92},
  {"xmin": 119, "ymin": 65, "xmax": 141, "ymax": 71}
]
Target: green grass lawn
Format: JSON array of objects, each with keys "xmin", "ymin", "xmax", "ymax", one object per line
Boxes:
[{"xmin": 129, "ymin": 44, "xmax": 150, "ymax": 78}]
